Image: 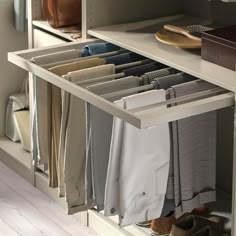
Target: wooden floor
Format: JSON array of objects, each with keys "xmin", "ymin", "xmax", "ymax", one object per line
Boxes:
[{"xmin": 0, "ymin": 162, "xmax": 99, "ymax": 236}]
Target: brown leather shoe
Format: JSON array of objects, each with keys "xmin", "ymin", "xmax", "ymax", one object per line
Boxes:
[
  {"xmin": 192, "ymin": 206, "xmax": 210, "ymax": 217},
  {"xmin": 193, "ymin": 226, "xmax": 212, "ymax": 236},
  {"xmin": 170, "ymin": 215, "xmax": 224, "ymax": 236},
  {"xmin": 150, "ymin": 213, "xmax": 176, "ymax": 236},
  {"xmin": 178, "ymin": 207, "xmax": 210, "ymax": 221}
]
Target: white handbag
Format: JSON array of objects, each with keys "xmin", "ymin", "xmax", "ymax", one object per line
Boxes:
[
  {"xmin": 14, "ymin": 110, "xmax": 31, "ymax": 152},
  {"xmin": 5, "ymin": 78, "xmax": 29, "ymax": 142}
]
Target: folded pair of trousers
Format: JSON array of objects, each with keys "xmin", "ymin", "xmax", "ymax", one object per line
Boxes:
[
  {"xmin": 48, "ymin": 58, "xmax": 106, "ymax": 188},
  {"xmin": 31, "ymin": 49, "xmax": 82, "ymax": 168},
  {"xmin": 105, "ymin": 90, "xmax": 170, "ymax": 227},
  {"xmin": 82, "ymin": 43, "xmax": 120, "ymax": 56},
  {"xmin": 156, "ymin": 73, "xmax": 197, "ymax": 200},
  {"xmin": 86, "ymin": 76, "xmax": 141, "ymax": 210},
  {"xmin": 168, "ymin": 80, "xmax": 217, "ymax": 217},
  {"xmin": 105, "ymin": 52, "xmax": 144, "ymax": 65},
  {"xmin": 59, "ymin": 64, "xmax": 115, "ymax": 214}
]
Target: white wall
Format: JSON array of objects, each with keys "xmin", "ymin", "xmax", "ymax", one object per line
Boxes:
[{"xmin": 0, "ymin": 0, "xmax": 28, "ymax": 137}]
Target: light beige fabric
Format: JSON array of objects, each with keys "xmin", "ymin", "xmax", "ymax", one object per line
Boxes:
[
  {"xmin": 32, "ymin": 50, "xmax": 81, "ymax": 168},
  {"xmin": 48, "ymin": 57, "xmax": 106, "ymax": 188},
  {"xmin": 14, "ymin": 110, "xmax": 31, "ymax": 152},
  {"xmin": 58, "ymin": 64, "xmax": 115, "ymax": 197},
  {"xmin": 59, "ymin": 64, "xmax": 115, "ymax": 213},
  {"xmin": 49, "ymin": 58, "xmax": 106, "ymax": 76}
]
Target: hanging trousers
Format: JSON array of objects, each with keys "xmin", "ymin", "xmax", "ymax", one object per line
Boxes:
[
  {"xmin": 86, "ymin": 76, "xmax": 141, "ymax": 210},
  {"xmin": 168, "ymin": 80, "xmax": 217, "ymax": 217},
  {"xmin": 60, "ymin": 64, "xmax": 115, "ymax": 213},
  {"xmin": 32, "ymin": 49, "xmax": 82, "ymax": 170},
  {"xmin": 105, "ymin": 90, "xmax": 170, "ymax": 227}
]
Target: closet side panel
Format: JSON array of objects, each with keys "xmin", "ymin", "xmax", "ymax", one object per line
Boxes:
[
  {"xmin": 0, "ymin": 0, "xmax": 27, "ymax": 137},
  {"xmin": 211, "ymin": 1, "xmax": 236, "ymax": 25},
  {"xmin": 217, "ymin": 108, "xmax": 234, "ymax": 194},
  {"xmin": 86, "ymin": 0, "xmax": 184, "ymax": 29},
  {"xmin": 183, "ymin": 0, "xmax": 212, "ymax": 20}
]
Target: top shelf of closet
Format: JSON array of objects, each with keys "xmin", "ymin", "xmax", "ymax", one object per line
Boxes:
[
  {"xmin": 33, "ymin": 20, "xmax": 81, "ymax": 42},
  {"xmin": 88, "ymin": 15, "xmax": 236, "ymax": 92}
]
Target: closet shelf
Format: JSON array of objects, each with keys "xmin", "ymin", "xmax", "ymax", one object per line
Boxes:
[
  {"xmin": 33, "ymin": 20, "xmax": 81, "ymax": 42},
  {"xmin": 88, "ymin": 16, "xmax": 236, "ymax": 92},
  {"xmin": 0, "ymin": 137, "xmax": 32, "ymax": 183},
  {"xmin": 0, "ymin": 137, "xmax": 31, "ymax": 168},
  {"xmin": 8, "ymin": 40, "xmax": 235, "ymax": 129},
  {"xmin": 88, "ymin": 210, "xmax": 150, "ymax": 236}
]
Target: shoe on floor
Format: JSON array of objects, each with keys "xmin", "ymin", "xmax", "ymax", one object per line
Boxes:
[
  {"xmin": 169, "ymin": 215, "xmax": 224, "ymax": 236},
  {"xmin": 136, "ymin": 220, "xmax": 152, "ymax": 228},
  {"xmin": 193, "ymin": 226, "xmax": 211, "ymax": 236},
  {"xmin": 150, "ymin": 212, "xmax": 176, "ymax": 236}
]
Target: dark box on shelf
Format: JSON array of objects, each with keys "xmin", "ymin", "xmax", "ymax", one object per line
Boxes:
[{"xmin": 201, "ymin": 25, "xmax": 236, "ymax": 71}]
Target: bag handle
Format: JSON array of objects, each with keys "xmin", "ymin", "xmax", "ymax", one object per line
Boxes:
[
  {"xmin": 20, "ymin": 76, "xmax": 29, "ymax": 108},
  {"xmin": 21, "ymin": 76, "xmax": 29, "ymax": 97}
]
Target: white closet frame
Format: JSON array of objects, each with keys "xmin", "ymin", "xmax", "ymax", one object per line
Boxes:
[{"xmin": 6, "ymin": 0, "xmax": 236, "ymax": 235}]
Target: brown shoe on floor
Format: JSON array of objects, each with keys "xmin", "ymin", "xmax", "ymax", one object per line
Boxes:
[
  {"xmin": 192, "ymin": 206, "xmax": 210, "ymax": 217},
  {"xmin": 178, "ymin": 206, "xmax": 210, "ymax": 221},
  {"xmin": 150, "ymin": 212, "xmax": 176, "ymax": 236},
  {"xmin": 170, "ymin": 215, "xmax": 224, "ymax": 236}
]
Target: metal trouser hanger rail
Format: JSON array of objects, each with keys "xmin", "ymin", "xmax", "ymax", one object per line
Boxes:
[
  {"xmin": 69, "ymin": 59, "xmax": 153, "ymax": 87},
  {"xmin": 101, "ymin": 80, "xmax": 158, "ymax": 100},
  {"xmin": 39, "ymin": 49, "xmax": 128, "ymax": 69},
  {"xmin": 130, "ymin": 87, "xmax": 226, "ymax": 113}
]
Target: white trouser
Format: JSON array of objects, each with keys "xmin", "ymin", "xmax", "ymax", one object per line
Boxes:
[{"xmin": 105, "ymin": 90, "xmax": 170, "ymax": 227}]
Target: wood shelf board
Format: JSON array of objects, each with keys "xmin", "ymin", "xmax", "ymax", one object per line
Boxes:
[
  {"xmin": 89, "ymin": 211, "xmax": 149, "ymax": 236},
  {"xmin": 88, "ymin": 16, "xmax": 236, "ymax": 92},
  {"xmin": 33, "ymin": 20, "xmax": 81, "ymax": 42},
  {"xmin": 0, "ymin": 137, "xmax": 31, "ymax": 168},
  {"xmin": 0, "ymin": 137, "xmax": 33, "ymax": 183}
]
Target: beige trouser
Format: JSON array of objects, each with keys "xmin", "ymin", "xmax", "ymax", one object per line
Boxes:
[
  {"xmin": 59, "ymin": 64, "xmax": 115, "ymax": 213},
  {"xmin": 48, "ymin": 58, "xmax": 106, "ymax": 188}
]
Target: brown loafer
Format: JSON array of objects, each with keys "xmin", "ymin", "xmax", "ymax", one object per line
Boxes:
[
  {"xmin": 170, "ymin": 215, "xmax": 224, "ymax": 236},
  {"xmin": 150, "ymin": 213, "xmax": 176, "ymax": 236}
]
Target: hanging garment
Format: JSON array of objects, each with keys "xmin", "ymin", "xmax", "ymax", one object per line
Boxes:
[
  {"xmin": 119, "ymin": 91, "xmax": 170, "ymax": 227},
  {"xmin": 14, "ymin": 0, "xmax": 27, "ymax": 32},
  {"xmin": 152, "ymin": 73, "xmax": 197, "ymax": 216},
  {"xmin": 122, "ymin": 62, "xmax": 166, "ymax": 76},
  {"xmin": 41, "ymin": 50, "xmax": 126, "ymax": 69},
  {"xmin": 58, "ymin": 64, "xmax": 115, "ymax": 198},
  {"xmin": 87, "ymin": 76, "xmax": 141, "ymax": 98},
  {"xmin": 32, "ymin": 50, "xmax": 82, "ymax": 66},
  {"xmin": 104, "ymin": 99, "xmax": 125, "ymax": 217},
  {"xmin": 156, "ymin": 73, "xmax": 197, "ymax": 200},
  {"xmin": 168, "ymin": 80, "xmax": 217, "ymax": 217},
  {"xmin": 105, "ymin": 90, "xmax": 170, "ymax": 227},
  {"xmin": 105, "ymin": 53, "xmax": 144, "ymax": 65},
  {"xmin": 141, "ymin": 67, "xmax": 178, "ymax": 85},
  {"xmin": 86, "ymin": 76, "xmax": 141, "ymax": 210},
  {"xmin": 82, "ymin": 42, "xmax": 120, "ymax": 56},
  {"xmin": 61, "ymin": 64, "xmax": 115, "ymax": 214},
  {"xmin": 102, "ymin": 73, "xmax": 189, "ymax": 216},
  {"xmin": 49, "ymin": 58, "xmax": 106, "ymax": 76},
  {"xmin": 156, "ymin": 73, "xmax": 197, "ymax": 90},
  {"xmin": 31, "ymin": 50, "xmax": 82, "ymax": 167},
  {"xmin": 47, "ymin": 57, "xmax": 106, "ymax": 188}
]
